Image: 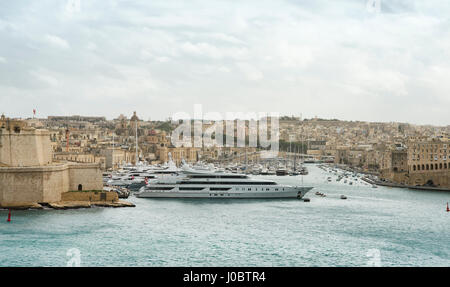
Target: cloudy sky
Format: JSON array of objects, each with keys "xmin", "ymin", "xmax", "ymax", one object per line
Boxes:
[{"xmin": 0, "ymin": 0, "xmax": 449, "ymax": 125}]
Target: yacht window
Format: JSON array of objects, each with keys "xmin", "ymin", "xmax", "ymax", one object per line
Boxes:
[
  {"xmin": 179, "ymin": 181, "xmax": 276, "ymax": 185},
  {"xmin": 147, "ymin": 187, "xmax": 174, "ymax": 191},
  {"xmin": 248, "ymin": 188, "xmax": 251, "ymax": 191},
  {"xmin": 210, "ymin": 187, "xmax": 232, "ymax": 191},
  {"xmin": 179, "ymin": 187, "xmax": 204, "ymax": 191}
]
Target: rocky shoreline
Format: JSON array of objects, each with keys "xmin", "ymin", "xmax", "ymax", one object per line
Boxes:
[
  {"xmin": 1, "ymin": 191, "xmax": 136, "ymax": 210},
  {"xmin": 1, "ymin": 200, "xmax": 135, "ymax": 210}
]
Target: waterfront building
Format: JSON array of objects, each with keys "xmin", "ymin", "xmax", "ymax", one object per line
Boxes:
[
  {"xmin": 379, "ymin": 146, "xmax": 409, "ymax": 184},
  {"xmin": 0, "ymin": 117, "xmax": 102, "ymax": 208},
  {"xmin": 100, "ymin": 148, "xmax": 135, "ymax": 170},
  {"xmin": 406, "ymin": 138, "xmax": 449, "ymax": 187},
  {"xmin": 379, "ymin": 138, "xmax": 450, "ymax": 188},
  {"xmin": 53, "ymin": 152, "xmax": 106, "ymax": 169},
  {"xmin": 157, "ymin": 146, "xmax": 200, "ymax": 165}
]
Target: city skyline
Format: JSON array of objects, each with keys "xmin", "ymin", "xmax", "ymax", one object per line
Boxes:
[
  {"xmin": 1, "ymin": 0, "xmax": 450, "ymax": 125},
  {"xmin": 4, "ymin": 111, "xmax": 450, "ymax": 128}
]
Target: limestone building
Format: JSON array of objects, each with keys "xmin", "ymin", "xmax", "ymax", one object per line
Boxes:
[
  {"xmin": 380, "ymin": 138, "xmax": 450, "ymax": 188},
  {"xmin": 407, "ymin": 138, "xmax": 449, "ymax": 187},
  {"xmin": 0, "ymin": 117, "xmax": 102, "ymax": 208}
]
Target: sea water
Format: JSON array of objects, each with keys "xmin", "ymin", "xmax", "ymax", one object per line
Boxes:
[{"xmin": 1, "ymin": 165, "xmax": 449, "ymax": 266}]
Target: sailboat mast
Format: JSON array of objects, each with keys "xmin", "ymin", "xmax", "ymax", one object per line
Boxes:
[
  {"xmin": 112, "ymin": 132, "xmax": 115, "ymax": 169},
  {"xmin": 294, "ymin": 145, "xmax": 296, "ymax": 172},
  {"xmin": 135, "ymin": 118, "xmax": 138, "ymax": 165}
]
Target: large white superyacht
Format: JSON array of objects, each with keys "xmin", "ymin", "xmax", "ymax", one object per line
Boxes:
[{"xmin": 135, "ymin": 167, "xmax": 313, "ymax": 199}]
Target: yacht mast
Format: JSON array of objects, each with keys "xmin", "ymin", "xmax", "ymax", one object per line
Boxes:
[
  {"xmin": 112, "ymin": 132, "xmax": 115, "ymax": 169},
  {"xmin": 293, "ymin": 145, "xmax": 296, "ymax": 172},
  {"xmin": 135, "ymin": 118, "xmax": 138, "ymax": 165}
]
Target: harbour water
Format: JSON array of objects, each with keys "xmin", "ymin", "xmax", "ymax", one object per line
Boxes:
[{"xmin": 1, "ymin": 165, "xmax": 449, "ymax": 267}]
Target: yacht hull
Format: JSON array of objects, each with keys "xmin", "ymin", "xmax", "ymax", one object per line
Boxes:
[{"xmin": 135, "ymin": 187, "xmax": 313, "ymax": 199}]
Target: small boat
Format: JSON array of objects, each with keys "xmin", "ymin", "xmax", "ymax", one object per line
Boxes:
[
  {"xmin": 103, "ymin": 186, "xmax": 130, "ymax": 199},
  {"xmin": 276, "ymin": 168, "xmax": 288, "ymax": 176},
  {"xmin": 340, "ymin": 195, "xmax": 347, "ymax": 200}
]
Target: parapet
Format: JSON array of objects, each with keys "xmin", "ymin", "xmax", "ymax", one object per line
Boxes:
[{"xmin": 0, "ymin": 118, "xmax": 53, "ymax": 166}]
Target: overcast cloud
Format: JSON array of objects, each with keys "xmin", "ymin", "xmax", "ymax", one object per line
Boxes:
[{"xmin": 0, "ymin": 0, "xmax": 449, "ymax": 125}]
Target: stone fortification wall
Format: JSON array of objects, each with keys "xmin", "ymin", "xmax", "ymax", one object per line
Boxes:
[
  {"xmin": 0, "ymin": 127, "xmax": 52, "ymax": 167},
  {"xmin": 68, "ymin": 163, "xmax": 103, "ymax": 191}
]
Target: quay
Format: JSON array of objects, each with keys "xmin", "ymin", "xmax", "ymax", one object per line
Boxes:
[
  {"xmin": 322, "ymin": 162, "xmax": 450, "ymax": 192},
  {"xmin": 361, "ymin": 176, "xmax": 450, "ymax": 192},
  {"xmin": 1, "ymin": 191, "xmax": 135, "ymax": 210}
]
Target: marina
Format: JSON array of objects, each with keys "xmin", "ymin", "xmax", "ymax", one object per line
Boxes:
[{"xmin": 1, "ymin": 164, "xmax": 449, "ymax": 267}]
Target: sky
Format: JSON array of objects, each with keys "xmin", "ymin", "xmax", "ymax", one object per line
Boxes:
[{"xmin": 0, "ymin": 0, "xmax": 449, "ymax": 126}]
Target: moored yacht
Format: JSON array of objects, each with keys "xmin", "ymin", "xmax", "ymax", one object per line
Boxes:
[
  {"xmin": 135, "ymin": 171, "xmax": 313, "ymax": 199},
  {"xmin": 106, "ymin": 172, "xmax": 157, "ymax": 191}
]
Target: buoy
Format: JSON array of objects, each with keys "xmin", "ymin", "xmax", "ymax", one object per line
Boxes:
[
  {"xmin": 7, "ymin": 209, "xmax": 11, "ymax": 222},
  {"xmin": 447, "ymin": 202, "xmax": 449, "ymax": 212}
]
